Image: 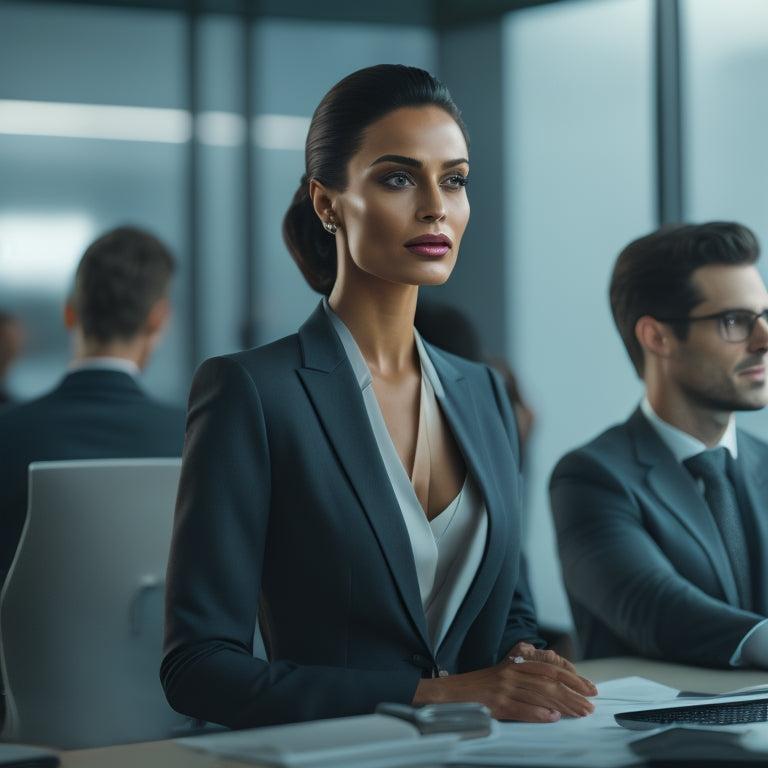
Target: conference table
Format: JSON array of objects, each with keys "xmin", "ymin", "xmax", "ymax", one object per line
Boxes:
[{"xmin": 54, "ymin": 657, "xmax": 768, "ymax": 768}]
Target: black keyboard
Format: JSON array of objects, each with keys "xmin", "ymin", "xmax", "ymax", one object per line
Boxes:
[{"xmin": 615, "ymin": 698, "xmax": 768, "ymax": 730}]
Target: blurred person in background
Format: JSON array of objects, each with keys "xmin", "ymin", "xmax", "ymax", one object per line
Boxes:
[{"xmin": 0, "ymin": 225, "xmax": 186, "ymax": 588}]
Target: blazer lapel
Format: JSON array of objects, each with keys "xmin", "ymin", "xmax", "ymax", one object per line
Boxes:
[
  {"xmin": 426, "ymin": 348, "xmax": 510, "ymax": 646},
  {"xmin": 296, "ymin": 304, "xmax": 431, "ymax": 648},
  {"xmin": 629, "ymin": 409, "xmax": 741, "ymax": 605}
]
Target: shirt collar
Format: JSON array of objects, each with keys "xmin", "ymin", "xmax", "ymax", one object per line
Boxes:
[
  {"xmin": 67, "ymin": 357, "xmax": 141, "ymax": 379},
  {"xmin": 322, "ymin": 297, "xmax": 444, "ymax": 397},
  {"xmin": 640, "ymin": 395, "xmax": 738, "ymax": 461}
]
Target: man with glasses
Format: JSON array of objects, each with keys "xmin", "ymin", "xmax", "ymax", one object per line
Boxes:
[{"xmin": 550, "ymin": 221, "xmax": 768, "ymax": 667}]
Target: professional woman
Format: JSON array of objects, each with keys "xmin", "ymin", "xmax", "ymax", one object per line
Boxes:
[{"xmin": 161, "ymin": 64, "xmax": 596, "ymax": 729}]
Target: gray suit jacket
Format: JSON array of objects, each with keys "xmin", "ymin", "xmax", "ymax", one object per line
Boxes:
[
  {"xmin": 161, "ymin": 302, "xmax": 540, "ymax": 729},
  {"xmin": 550, "ymin": 407, "xmax": 768, "ymax": 667}
]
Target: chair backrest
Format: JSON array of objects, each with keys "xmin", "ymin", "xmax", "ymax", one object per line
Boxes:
[{"xmin": 0, "ymin": 458, "xmax": 191, "ymax": 749}]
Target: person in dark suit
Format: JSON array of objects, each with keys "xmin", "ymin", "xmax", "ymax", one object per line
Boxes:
[
  {"xmin": 0, "ymin": 226, "xmax": 186, "ymax": 586},
  {"xmin": 550, "ymin": 221, "xmax": 768, "ymax": 667},
  {"xmin": 161, "ymin": 64, "xmax": 596, "ymax": 730}
]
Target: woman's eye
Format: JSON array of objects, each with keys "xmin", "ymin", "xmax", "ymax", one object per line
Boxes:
[
  {"xmin": 382, "ymin": 173, "xmax": 413, "ymax": 189},
  {"xmin": 443, "ymin": 174, "xmax": 468, "ymax": 189}
]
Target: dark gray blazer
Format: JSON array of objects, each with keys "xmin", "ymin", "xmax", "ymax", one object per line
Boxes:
[
  {"xmin": 161, "ymin": 302, "xmax": 540, "ymax": 729},
  {"xmin": 550, "ymin": 407, "xmax": 768, "ymax": 667},
  {"xmin": 0, "ymin": 369, "xmax": 186, "ymax": 582}
]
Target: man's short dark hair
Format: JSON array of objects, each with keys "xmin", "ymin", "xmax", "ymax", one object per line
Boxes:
[
  {"xmin": 71, "ymin": 226, "xmax": 175, "ymax": 342},
  {"xmin": 609, "ymin": 221, "xmax": 760, "ymax": 377}
]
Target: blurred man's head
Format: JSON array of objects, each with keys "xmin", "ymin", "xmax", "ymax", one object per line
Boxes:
[{"xmin": 65, "ymin": 226, "xmax": 175, "ymax": 368}]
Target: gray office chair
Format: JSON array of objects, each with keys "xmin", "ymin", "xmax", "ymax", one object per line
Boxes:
[{"xmin": 0, "ymin": 458, "xmax": 193, "ymax": 749}]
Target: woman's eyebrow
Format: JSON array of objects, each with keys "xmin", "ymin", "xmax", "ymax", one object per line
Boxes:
[
  {"xmin": 369, "ymin": 154, "xmax": 469, "ymax": 169},
  {"xmin": 443, "ymin": 158, "xmax": 470, "ymax": 169},
  {"xmin": 369, "ymin": 154, "xmax": 420, "ymax": 168}
]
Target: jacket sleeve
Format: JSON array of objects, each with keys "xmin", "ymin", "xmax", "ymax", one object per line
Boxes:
[
  {"xmin": 160, "ymin": 356, "xmax": 420, "ymax": 729},
  {"xmin": 550, "ymin": 449, "xmax": 762, "ymax": 667},
  {"xmin": 499, "ymin": 553, "xmax": 545, "ymax": 654}
]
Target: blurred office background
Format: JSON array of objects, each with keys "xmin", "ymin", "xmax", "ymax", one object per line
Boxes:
[{"xmin": 1, "ymin": 0, "xmax": 766, "ymax": 634}]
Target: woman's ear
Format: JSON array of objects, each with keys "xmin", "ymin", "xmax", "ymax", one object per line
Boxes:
[{"xmin": 309, "ymin": 179, "xmax": 337, "ymax": 227}]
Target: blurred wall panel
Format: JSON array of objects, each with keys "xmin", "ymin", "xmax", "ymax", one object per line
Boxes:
[
  {"xmin": 504, "ymin": 0, "xmax": 655, "ymax": 629},
  {"xmin": 195, "ymin": 13, "xmax": 248, "ymax": 363}
]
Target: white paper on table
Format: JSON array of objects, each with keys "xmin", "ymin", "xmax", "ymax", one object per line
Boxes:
[{"xmin": 453, "ymin": 676, "xmax": 768, "ymax": 767}]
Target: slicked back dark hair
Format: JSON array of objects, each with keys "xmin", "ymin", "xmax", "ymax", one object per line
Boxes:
[
  {"xmin": 282, "ymin": 64, "xmax": 468, "ymax": 295},
  {"xmin": 610, "ymin": 221, "xmax": 760, "ymax": 377},
  {"xmin": 71, "ymin": 226, "xmax": 175, "ymax": 342}
]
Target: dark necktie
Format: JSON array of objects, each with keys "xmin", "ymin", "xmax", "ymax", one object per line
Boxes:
[{"xmin": 684, "ymin": 447, "xmax": 752, "ymax": 608}]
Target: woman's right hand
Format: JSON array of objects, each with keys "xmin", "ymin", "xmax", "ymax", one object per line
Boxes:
[{"xmin": 411, "ymin": 653, "xmax": 597, "ymax": 722}]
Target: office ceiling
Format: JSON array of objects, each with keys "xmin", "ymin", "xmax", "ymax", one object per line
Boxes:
[{"xmin": 34, "ymin": 0, "xmax": 561, "ymax": 27}]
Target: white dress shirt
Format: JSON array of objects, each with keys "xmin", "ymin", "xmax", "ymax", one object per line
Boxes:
[{"xmin": 68, "ymin": 356, "xmax": 141, "ymax": 378}]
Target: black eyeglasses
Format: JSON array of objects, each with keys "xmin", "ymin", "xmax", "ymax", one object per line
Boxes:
[{"xmin": 657, "ymin": 309, "xmax": 768, "ymax": 343}]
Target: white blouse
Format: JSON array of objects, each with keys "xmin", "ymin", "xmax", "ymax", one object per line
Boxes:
[{"xmin": 324, "ymin": 300, "xmax": 488, "ymax": 651}]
